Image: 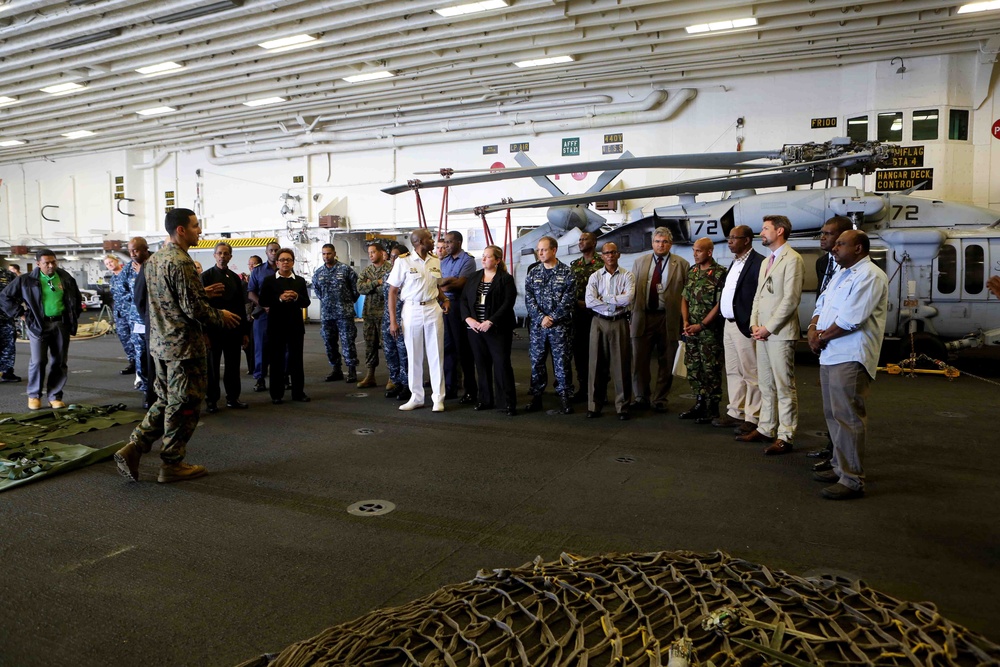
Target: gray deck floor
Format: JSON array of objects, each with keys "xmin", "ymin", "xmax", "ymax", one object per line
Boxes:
[{"xmin": 1, "ymin": 322, "xmax": 998, "ymax": 666}]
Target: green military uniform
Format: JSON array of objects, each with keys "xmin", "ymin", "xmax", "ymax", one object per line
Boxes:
[
  {"xmin": 130, "ymin": 241, "xmax": 227, "ymax": 464},
  {"xmin": 682, "ymin": 260, "xmax": 727, "ymax": 402},
  {"xmin": 356, "ymin": 261, "xmax": 391, "ymax": 370},
  {"xmin": 569, "ymin": 255, "xmax": 604, "ymax": 398}
]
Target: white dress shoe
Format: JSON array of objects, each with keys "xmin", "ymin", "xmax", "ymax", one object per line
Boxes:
[
  {"xmin": 432, "ymin": 401, "xmax": 445, "ymax": 412},
  {"xmin": 399, "ymin": 399, "xmax": 424, "ymax": 411}
]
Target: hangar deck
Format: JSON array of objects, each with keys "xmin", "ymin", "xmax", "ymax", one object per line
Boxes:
[{"xmin": 1, "ymin": 323, "xmax": 998, "ymax": 666}]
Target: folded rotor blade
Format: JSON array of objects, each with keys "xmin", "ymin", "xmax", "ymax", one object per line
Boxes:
[
  {"xmin": 586, "ymin": 150, "xmax": 634, "ymax": 194},
  {"xmin": 381, "ymin": 150, "xmax": 781, "ymax": 195},
  {"xmin": 514, "ymin": 152, "xmax": 565, "ymax": 198}
]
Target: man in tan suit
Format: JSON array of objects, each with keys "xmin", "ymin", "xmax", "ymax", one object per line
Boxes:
[
  {"xmin": 738, "ymin": 215, "xmax": 804, "ymax": 455},
  {"xmin": 630, "ymin": 227, "xmax": 689, "ymax": 412}
]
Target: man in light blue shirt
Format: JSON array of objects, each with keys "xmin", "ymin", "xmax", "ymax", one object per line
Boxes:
[{"xmin": 808, "ymin": 230, "xmax": 888, "ymax": 500}]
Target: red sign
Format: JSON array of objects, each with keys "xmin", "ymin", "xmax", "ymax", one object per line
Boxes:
[
  {"xmin": 993, "ymin": 119, "xmax": 1000, "ymax": 140},
  {"xmin": 571, "ymin": 172, "xmax": 587, "ymax": 181},
  {"xmin": 489, "ymin": 161, "xmax": 505, "ymax": 173}
]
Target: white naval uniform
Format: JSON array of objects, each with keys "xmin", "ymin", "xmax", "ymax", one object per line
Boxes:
[{"xmin": 387, "ymin": 251, "xmax": 445, "ymax": 405}]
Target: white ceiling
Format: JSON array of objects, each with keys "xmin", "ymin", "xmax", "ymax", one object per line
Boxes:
[{"xmin": 1, "ymin": 0, "xmax": 998, "ymax": 164}]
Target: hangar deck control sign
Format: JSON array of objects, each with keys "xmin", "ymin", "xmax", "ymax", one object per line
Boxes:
[{"xmin": 875, "ymin": 168, "xmax": 934, "ymax": 191}]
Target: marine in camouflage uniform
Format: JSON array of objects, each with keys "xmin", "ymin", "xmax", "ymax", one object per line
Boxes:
[
  {"xmin": 116, "ymin": 209, "xmax": 235, "ymax": 483},
  {"xmin": 524, "ymin": 237, "xmax": 576, "ymax": 412},
  {"xmin": 381, "ymin": 273, "xmax": 408, "ymax": 398},
  {"xmin": 311, "ymin": 244, "xmax": 360, "ymax": 381},
  {"xmin": 569, "ymin": 240, "xmax": 603, "ymax": 401},
  {"xmin": 108, "ymin": 260, "xmax": 136, "ymax": 370},
  {"xmin": 680, "ymin": 245, "xmax": 727, "ymax": 424},
  {"xmin": 355, "ymin": 246, "xmax": 391, "ymax": 386},
  {"xmin": 0, "ymin": 267, "xmax": 18, "ymax": 381}
]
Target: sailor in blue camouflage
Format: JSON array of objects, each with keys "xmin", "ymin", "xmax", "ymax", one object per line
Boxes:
[
  {"xmin": 381, "ymin": 267, "xmax": 408, "ymax": 391},
  {"xmin": 525, "ymin": 236, "xmax": 576, "ymax": 400},
  {"xmin": 0, "ymin": 265, "xmax": 17, "ymax": 376},
  {"xmin": 127, "ymin": 238, "xmax": 151, "ymax": 391},
  {"xmin": 105, "ymin": 255, "xmax": 136, "ymax": 368},
  {"xmin": 311, "ymin": 244, "xmax": 360, "ymax": 377}
]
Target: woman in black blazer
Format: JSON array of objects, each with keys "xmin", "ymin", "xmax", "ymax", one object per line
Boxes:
[
  {"xmin": 259, "ymin": 248, "xmax": 311, "ymax": 404},
  {"xmin": 460, "ymin": 245, "xmax": 518, "ymax": 416}
]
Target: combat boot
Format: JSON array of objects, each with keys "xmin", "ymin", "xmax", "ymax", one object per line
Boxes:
[
  {"xmin": 694, "ymin": 399, "xmax": 719, "ymax": 425},
  {"xmin": 385, "ymin": 381, "xmax": 400, "ymax": 399},
  {"xmin": 325, "ymin": 367, "xmax": 344, "ymax": 382},
  {"xmin": 523, "ymin": 395, "xmax": 543, "ymax": 412},
  {"xmin": 358, "ymin": 367, "xmax": 377, "ymax": 388},
  {"xmin": 396, "ymin": 386, "xmax": 412, "ymax": 402},
  {"xmin": 560, "ymin": 396, "xmax": 574, "ymax": 415},
  {"xmin": 157, "ymin": 462, "xmax": 208, "ymax": 484},
  {"xmin": 346, "ymin": 366, "xmax": 358, "ymax": 383},
  {"xmin": 1, "ymin": 370, "xmax": 22, "ymax": 382},
  {"xmin": 678, "ymin": 395, "xmax": 707, "ymax": 420}
]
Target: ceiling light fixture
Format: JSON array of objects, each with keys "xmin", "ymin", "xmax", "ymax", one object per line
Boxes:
[
  {"xmin": 0, "ymin": 140, "xmax": 26, "ymax": 147},
  {"xmin": 135, "ymin": 61, "xmax": 184, "ymax": 76},
  {"xmin": 41, "ymin": 82, "xmax": 85, "ymax": 95},
  {"xmin": 342, "ymin": 70, "xmax": 395, "ymax": 83},
  {"xmin": 514, "ymin": 55, "xmax": 575, "ymax": 68},
  {"xmin": 0, "ymin": 96, "xmax": 18, "ymax": 106},
  {"xmin": 685, "ymin": 17, "xmax": 757, "ymax": 34},
  {"xmin": 49, "ymin": 28, "xmax": 121, "ymax": 50},
  {"xmin": 137, "ymin": 106, "xmax": 177, "ymax": 116},
  {"xmin": 258, "ymin": 34, "xmax": 317, "ymax": 51},
  {"xmin": 151, "ymin": 0, "xmax": 244, "ymax": 24},
  {"xmin": 434, "ymin": 0, "xmax": 508, "ymax": 17},
  {"xmin": 63, "ymin": 130, "xmax": 95, "ymax": 139},
  {"xmin": 243, "ymin": 96, "xmax": 286, "ymax": 107},
  {"xmin": 957, "ymin": 1, "xmax": 1000, "ymax": 13}
]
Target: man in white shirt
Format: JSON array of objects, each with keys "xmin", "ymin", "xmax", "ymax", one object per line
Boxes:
[
  {"xmin": 808, "ymin": 230, "xmax": 888, "ymax": 500},
  {"xmin": 585, "ymin": 243, "xmax": 636, "ymax": 420},
  {"xmin": 388, "ymin": 229, "xmax": 449, "ymax": 412}
]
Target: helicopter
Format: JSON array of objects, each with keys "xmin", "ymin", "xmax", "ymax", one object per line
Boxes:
[{"xmin": 382, "ymin": 139, "xmax": 1000, "ymax": 357}]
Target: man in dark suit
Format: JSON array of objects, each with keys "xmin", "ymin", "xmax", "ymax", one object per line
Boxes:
[
  {"xmin": 202, "ymin": 242, "xmax": 250, "ymax": 413},
  {"xmin": 713, "ymin": 226, "xmax": 764, "ymax": 430},
  {"xmin": 630, "ymin": 227, "xmax": 689, "ymax": 412}
]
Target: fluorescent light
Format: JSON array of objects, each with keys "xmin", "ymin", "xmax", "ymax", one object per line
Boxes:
[
  {"xmin": 0, "ymin": 140, "xmax": 26, "ymax": 147},
  {"xmin": 135, "ymin": 61, "xmax": 184, "ymax": 75},
  {"xmin": 957, "ymin": 1, "xmax": 1000, "ymax": 13},
  {"xmin": 258, "ymin": 34, "xmax": 317, "ymax": 51},
  {"xmin": 242, "ymin": 96, "xmax": 286, "ymax": 107},
  {"xmin": 686, "ymin": 17, "xmax": 757, "ymax": 33},
  {"xmin": 342, "ymin": 70, "xmax": 395, "ymax": 83},
  {"xmin": 514, "ymin": 55, "xmax": 574, "ymax": 68},
  {"xmin": 41, "ymin": 82, "xmax": 85, "ymax": 95},
  {"xmin": 151, "ymin": 0, "xmax": 243, "ymax": 24},
  {"xmin": 137, "ymin": 106, "xmax": 177, "ymax": 116},
  {"xmin": 0, "ymin": 96, "xmax": 18, "ymax": 106},
  {"xmin": 49, "ymin": 28, "xmax": 121, "ymax": 50},
  {"xmin": 435, "ymin": 0, "xmax": 508, "ymax": 17},
  {"xmin": 63, "ymin": 130, "xmax": 95, "ymax": 139}
]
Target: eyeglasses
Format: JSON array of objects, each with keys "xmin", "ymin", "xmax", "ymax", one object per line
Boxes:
[{"xmin": 277, "ymin": 258, "xmax": 294, "ymax": 263}]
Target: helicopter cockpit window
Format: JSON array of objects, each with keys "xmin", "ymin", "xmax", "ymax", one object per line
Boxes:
[
  {"xmin": 937, "ymin": 245, "xmax": 957, "ymax": 294},
  {"xmin": 870, "ymin": 249, "xmax": 888, "ymax": 273},
  {"xmin": 964, "ymin": 245, "xmax": 984, "ymax": 295},
  {"xmin": 847, "ymin": 115, "xmax": 868, "ymax": 142},
  {"xmin": 912, "ymin": 110, "xmax": 938, "ymax": 141},
  {"xmin": 877, "ymin": 112, "xmax": 903, "ymax": 142},
  {"xmin": 949, "ymin": 110, "xmax": 969, "ymax": 141}
]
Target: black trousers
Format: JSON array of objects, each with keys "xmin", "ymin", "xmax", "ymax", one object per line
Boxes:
[
  {"xmin": 443, "ymin": 302, "xmax": 477, "ymax": 397},
  {"xmin": 573, "ymin": 306, "xmax": 594, "ymax": 395},
  {"xmin": 268, "ymin": 325, "xmax": 304, "ymax": 401},
  {"xmin": 207, "ymin": 332, "xmax": 243, "ymax": 404},
  {"xmin": 468, "ymin": 326, "xmax": 516, "ymax": 409}
]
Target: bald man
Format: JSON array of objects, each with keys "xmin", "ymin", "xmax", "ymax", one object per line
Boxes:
[
  {"xmin": 387, "ymin": 229, "xmax": 448, "ymax": 412},
  {"xmin": 679, "ymin": 238, "xmax": 727, "ymax": 423}
]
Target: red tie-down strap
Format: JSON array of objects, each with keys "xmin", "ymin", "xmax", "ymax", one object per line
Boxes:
[
  {"xmin": 408, "ymin": 179, "xmax": 428, "ymax": 229},
  {"xmin": 436, "ymin": 168, "xmax": 453, "ymax": 242},
  {"xmin": 474, "ymin": 207, "xmax": 495, "ymax": 248},
  {"xmin": 502, "ymin": 206, "xmax": 514, "ymax": 278}
]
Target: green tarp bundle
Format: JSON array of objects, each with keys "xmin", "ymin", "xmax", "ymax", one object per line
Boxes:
[{"xmin": 0, "ymin": 404, "xmax": 143, "ymax": 493}]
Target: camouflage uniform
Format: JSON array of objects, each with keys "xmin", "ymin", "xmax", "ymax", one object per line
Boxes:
[
  {"xmin": 129, "ymin": 242, "xmax": 227, "ymax": 465},
  {"xmin": 380, "ymin": 279, "xmax": 408, "ymax": 388},
  {"xmin": 0, "ymin": 268, "xmax": 16, "ymax": 373},
  {"xmin": 125, "ymin": 262, "xmax": 149, "ymax": 390},
  {"xmin": 311, "ymin": 261, "xmax": 360, "ymax": 371},
  {"xmin": 682, "ymin": 261, "xmax": 727, "ymax": 401},
  {"xmin": 356, "ymin": 262, "xmax": 391, "ymax": 370},
  {"xmin": 570, "ymin": 255, "xmax": 603, "ymax": 397},
  {"xmin": 108, "ymin": 264, "xmax": 136, "ymax": 366},
  {"xmin": 525, "ymin": 261, "xmax": 576, "ymax": 398}
]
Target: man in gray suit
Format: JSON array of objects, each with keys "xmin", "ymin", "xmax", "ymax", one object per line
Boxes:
[
  {"xmin": 630, "ymin": 227, "xmax": 689, "ymax": 412},
  {"xmin": 738, "ymin": 215, "xmax": 804, "ymax": 455}
]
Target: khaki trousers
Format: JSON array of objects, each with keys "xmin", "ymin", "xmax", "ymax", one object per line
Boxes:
[
  {"xmin": 821, "ymin": 362, "xmax": 870, "ymax": 491},
  {"xmin": 722, "ymin": 320, "xmax": 760, "ymax": 424},
  {"xmin": 589, "ymin": 316, "xmax": 632, "ymax": 413},
  {"xmin": 756, "ymin": 339, "xmax": 797, "ymax": 441}
]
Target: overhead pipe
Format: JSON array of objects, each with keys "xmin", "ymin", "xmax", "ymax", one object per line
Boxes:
[{"xmin": 205, "ymin": 89, "xmax": 695, "ymax": 166}]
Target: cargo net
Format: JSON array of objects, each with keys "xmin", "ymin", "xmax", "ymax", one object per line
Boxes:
[{"xmin": 245, "ymin": 550, "xmax": 1000, "ymax": 666}]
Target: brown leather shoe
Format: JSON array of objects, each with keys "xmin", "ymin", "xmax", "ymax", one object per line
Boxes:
[
  {"xmin": 763, "ymin": 439, "xmax": 793, "ymax": 455},
  {"xmin": 735, "ymin": 429, "xmax": 769, "ymax": 443},
  {"xmin": 157, "ymin": 462, "xmax": 207, "ymax": 483},
  {"xmin": 711, "ymin": 414, "xmax": 740, "ymax": 428}
]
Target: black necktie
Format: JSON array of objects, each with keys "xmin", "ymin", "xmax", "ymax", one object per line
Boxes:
[
  {"xmin": 819, "ymin": 256, "xmax": 835, "ymax": 294},
  {"xmin": 648, "ymin": 256, "xmax": 663, "ymax": 310}
]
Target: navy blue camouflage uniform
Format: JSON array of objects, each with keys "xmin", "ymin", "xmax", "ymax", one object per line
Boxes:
[
  {"xmin": 381, "ymin": 278, "xmax": 408, "ymax": 389},
  {"xmin": 0, "ymin": 268, "xmax": 17, "ymax": 374},
  {"xmin": 311, "ymin": 261, "xmax": 360, "ymax": 371},
  {"xmin": 109, "ymin": 263, "xmax": 136, "ymax": 366},
  {"xmin": 525, "ymin": 261, "xmax": 576, "ymax": 398},
  {"xmin": 126, "ymin": 263, "xmax": 148, "ymax": 391}
]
